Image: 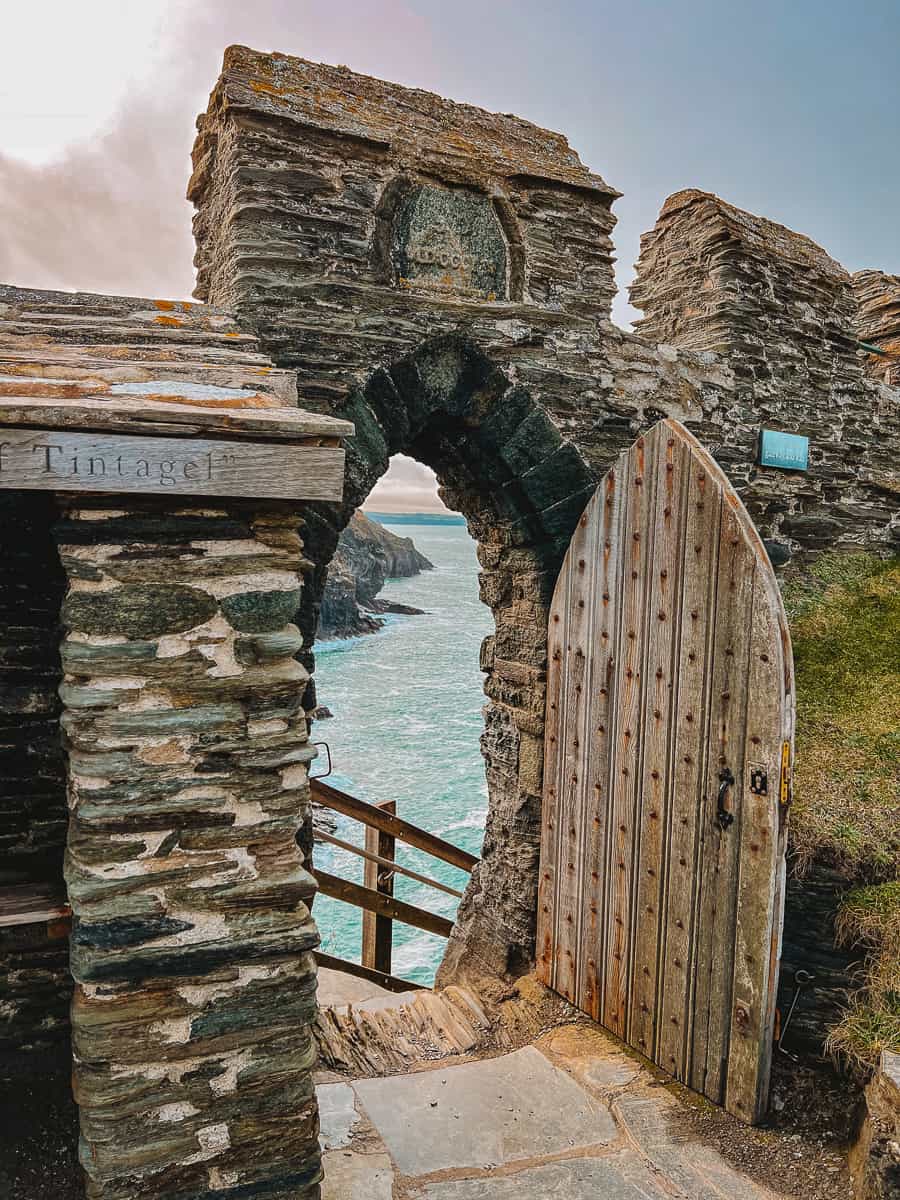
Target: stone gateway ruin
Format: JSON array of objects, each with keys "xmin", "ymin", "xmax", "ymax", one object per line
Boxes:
[{"xmin": 0, "ymin": 43, "xmax": 897, "ymax": 1200}]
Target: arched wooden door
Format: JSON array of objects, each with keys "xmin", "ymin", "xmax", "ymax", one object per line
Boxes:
[{"xmin": 537, "ymin": 419, "xmax": 794, "ymax": 1124}]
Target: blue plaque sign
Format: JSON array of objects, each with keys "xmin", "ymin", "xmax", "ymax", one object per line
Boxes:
[{"xmin": 758, "ymin": 429, "xmax": 809, "ymax": 471}]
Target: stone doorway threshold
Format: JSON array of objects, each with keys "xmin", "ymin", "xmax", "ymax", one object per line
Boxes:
[{"xmin": 315, "ymin": 1021, "xmax": 852, "ymax": 1199}]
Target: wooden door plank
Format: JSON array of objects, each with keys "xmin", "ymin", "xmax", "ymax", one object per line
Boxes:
[
  {"xmin": 629, "ymin": 429, "xmax": 688, "ymax": 1057},
  {"xmin": 724, "ymin": 569, "xmax": 793, "ymax": 1122},
  {"xmin": 536, "ymin": 527, "xmax": 573, "ymax": 988},
  {"xmin": 536, "ymin": 597, "xmax": 564, "ymax": 985},
  {"xmin": 579, "ymin": 463, "xmax": 625, "ymax": 1021},
  {"xmin": 552, "ymin": 497, "xmax": 601, "ymax": 1002},
  {"xmin": 689, "ymin": 500, "xmax": 756, "ymax": 1102},
  {"xmin": 656, "ymin": 451, "xmax": 723, "ymax": 1081},
  {"xmin": 602, "ymin": 433, "xmax": 651, "ymax": 1038}
]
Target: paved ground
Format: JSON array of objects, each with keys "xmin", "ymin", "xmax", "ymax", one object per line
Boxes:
[{"xmin": 317, "ymin": 1024, "xmax": 794, "ymax": 1199}]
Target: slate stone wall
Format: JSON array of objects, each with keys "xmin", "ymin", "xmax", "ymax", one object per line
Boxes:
[
  {"xmin": 854, "ymin": 268, "xmax": 900, "ymax": 387},
  {"xmin": 56, "ymin": 498, "xmax": 321, "ymax": 1200},
  {"xmin": 631, "ymin": 189, "xmax": 899, "ymax": 557},
  {"xmin": 0, "ymin": 491, "xmax": 71, "ymax": 1051},
  {"xmin": 0, "ymin": 492, "xmax": 67, "ymax": 884},
  {"xmin": 191, "ymin": 48, "xmax": 899, "ymax": 993}
]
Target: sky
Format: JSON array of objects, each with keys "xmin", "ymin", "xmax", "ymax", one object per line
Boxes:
[{"xmin": 2, "ymin": 0, "xmax": 898, "ymax": 511}]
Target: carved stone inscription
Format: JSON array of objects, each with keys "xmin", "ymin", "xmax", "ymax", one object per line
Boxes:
[
  {"xmin": 0, "ymin": 429, "xmax": 345, "ymax": 500},
  {"xmin": 392, "ymin": 185, "xmax": 508, "ymax": 299}
]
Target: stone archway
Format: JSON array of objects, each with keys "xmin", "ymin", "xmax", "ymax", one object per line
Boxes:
[{"xmin": 297, "ymin": 334, "xmax": 598, "ymax": 983}]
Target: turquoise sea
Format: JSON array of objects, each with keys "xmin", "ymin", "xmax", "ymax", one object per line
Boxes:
[{"xmin": 311, "ymin": 519, "xmax": 493, "ymax": 985}]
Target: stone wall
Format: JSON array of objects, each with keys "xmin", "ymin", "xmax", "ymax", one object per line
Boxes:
[
  {"xmin": 630, "ymin": 188, "xmax": 899, "ymax": 556},
  {"xmin": 854, "ymin": 268, "xmax": 900, "ymax": 387},
  {"xmin": 0, "ymin": 491, "xmax": 71, "ymax": 1050},
  {"xmin": 190, "ymin": 47, "xmax": 899, "ymax": 992},
  {"xmin": 59, "ymin": 497, "xmax": 321, "ymax": 1200},
  {"xmin": 0, "ymin": 492, "xmax": 67, "ymax": 885},
  {"xmin": 0, "ymin": 285, "xmax": 340, "ymax": 1198}
]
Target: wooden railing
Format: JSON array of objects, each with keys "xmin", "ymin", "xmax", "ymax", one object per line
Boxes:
[{"xmin": 310, "ymin": 778, "xmax": 477, "ymax": 992}]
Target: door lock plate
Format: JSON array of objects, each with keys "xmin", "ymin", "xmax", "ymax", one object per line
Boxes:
[{"xmin": 749, "ymin": 766, "xmax": 768, "ymax": 796}]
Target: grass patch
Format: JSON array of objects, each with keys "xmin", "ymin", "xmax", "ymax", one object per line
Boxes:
[
  {"xmin": 827, "ymin": 882, "xmax": 900, "ymax": 1067},
  {"xmin": 783, "ymin": 553, "xmax": 899, "ymax": 1068},
  {"xmin": 783, "ymin": 553, "xmax": 900, "ymax": 879}
]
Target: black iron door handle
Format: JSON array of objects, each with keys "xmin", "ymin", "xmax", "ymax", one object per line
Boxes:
[{"xmin": 717, "ymin": 766, "xmax": 735, "ymax": 829}]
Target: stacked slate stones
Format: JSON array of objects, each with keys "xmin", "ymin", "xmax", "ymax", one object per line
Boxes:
[
  {"xmin": 0, "ymin": 285, "xmax": 348, "ymax": 1200},
  {"xmin": 853, "ymin": 268, "xmax": 900, "ymax": 387},
  {"xmin": 630, "ymin": 188, "xmax": 898, "ymax": 556},
  {"xmin": 59, "ymin": 499, "xmax": 321, "ymax": 1199},
  {"xmin": 0, "ymin": 492, "xmax": 71, "ymax": 1051}
]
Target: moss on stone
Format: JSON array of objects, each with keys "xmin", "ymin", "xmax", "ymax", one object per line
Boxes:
[
  {"xmin": 220, "ymin": 588, "xmax": 302, "ymax": 633},
  {"xmin": 63, "ymin": 584, "xmax": 217, "ymax": 638}
]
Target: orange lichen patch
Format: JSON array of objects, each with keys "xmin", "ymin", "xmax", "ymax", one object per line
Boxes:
[
  {"xmin": 226, "ymin": 332, "xmax": 240, "ymax": 338},
  {"xmin": 154, "ymin": 315, "xmax": 183, "ymax": 327},
  {"xmin": 85, "ymin": 347, "xmax": 136, "ymax": 360},
  {"xmin": 155, "ymin": 299, "xmax": 176, "ymax": 311},
  {"xmin": 250, "ymin": 79, "xmax": 285, "ymax": 97},
  {"xmin": 0, "ymin": 378, "xmax": 109, "ymax": 399}
]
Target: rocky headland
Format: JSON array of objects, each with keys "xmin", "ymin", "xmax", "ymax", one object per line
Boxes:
[{"xmin": 318, "ymin": 511, "xmax": 433, "ymax": 640}]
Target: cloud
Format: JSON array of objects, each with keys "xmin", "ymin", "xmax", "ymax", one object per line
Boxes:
[
  {"xmin": 364, "ymin": 455, "xmax": 455, "ymax": 514},
  {"xmin": 0, "ymin": 0, "xmax": 437, "ymax": 298},
  {"xmin": 0, "ymin": 3, "xmax": 451, "ymax": 514}
]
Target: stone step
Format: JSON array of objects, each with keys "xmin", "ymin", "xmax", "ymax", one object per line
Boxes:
[{"xmin": 315, "ymin": 971, "xmax": 492, "ymax": 1077}]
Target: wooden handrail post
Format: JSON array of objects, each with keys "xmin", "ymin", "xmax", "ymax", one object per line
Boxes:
[{"xmin": 361, "ymin": 800, "xmax": 395, "ymax": 975}]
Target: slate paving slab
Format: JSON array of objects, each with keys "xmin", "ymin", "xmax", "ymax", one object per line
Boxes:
[
  {"xmin": 613, "ymin": 1089, "xmax": 779, "ymax": 1199},
  {"xmin": 410, "ymin": 1151, "xmax": 673, "ymax": 1198},
  {"xmin": 351, "ymin": 1045, "xmax": 617, "ymax": 1176},
  {"xmin": 317, "ymin": 1083, "xmax": 359, "ymax": 1151},
  {"xmin": 317, "ymin": 1082, "xmax": 395, "ymax": 1200},
  {"xmin": 321, "ymin": 1148, "xmax": 394, "ymax": 1200}
]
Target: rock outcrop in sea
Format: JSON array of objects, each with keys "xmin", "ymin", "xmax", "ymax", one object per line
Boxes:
[{"xmin": 318, "ymin": 511, "xmax": 433, "ymax": 639}]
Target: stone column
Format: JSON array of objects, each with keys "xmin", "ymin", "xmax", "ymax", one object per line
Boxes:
[{"xmin": 57, "ymin": 499, "xmax": 321, "ymax": 1199}]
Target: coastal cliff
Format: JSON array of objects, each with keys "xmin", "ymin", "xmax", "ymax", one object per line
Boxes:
[{"xmin": 318, "ymin": 511, "xmax": 433, "ymax": 639}]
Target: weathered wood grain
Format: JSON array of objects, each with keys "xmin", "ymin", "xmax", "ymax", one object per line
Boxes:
[
  {"xmin": 536, "ymin": 546, "xmax": 568, "ymax": 986},
  {"xmin": 362, "ymin": 800, "xmax": 396, "ymax": 975},
  {"xmin": 657, "ymin": 455, "xmax": 722, "ymax": 1081},
  {"xmin": 0, "ymin": 428, "xmax": 346, "ymax": 500},
  {"xmin": 0, "ymin": 393, "xmax": 353, "ymax": 441},
  {"xmin": 689, "ymin": 499, "xmax": 756, "ymax": 1102},
  {"xmin": 580, "ymin": 467, "xmax": 624, "ymax": 1022},
  {"xmin": 630, "ymin": 430, "xmax": 685, "ymax": 1057},
  {"xmin": 311, "ymin": 780, "xmax": 478, "ymax": 872},
  {"xmin": 604, "ymin": 433, "xmax": 652, "ymax": 1038},
  {"xmin": 553, "ymin": 501, "xmax": 598, "ymax": 1001},
  {"xmin": 538, "ymin": 418, "xmax": 794, "ymax": 1124},
  {"xmin": 314, "ymin": 870, "xmax": 453, "ymax": 939},
  {"xmin": 725, "ymin": 568, "xmax": 794, "ymax": 1122}
]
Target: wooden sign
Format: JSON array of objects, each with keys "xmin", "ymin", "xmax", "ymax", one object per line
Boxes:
[{"xmin": 0, "ymin": 429, "xmax": 345, "ymax": 501}]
